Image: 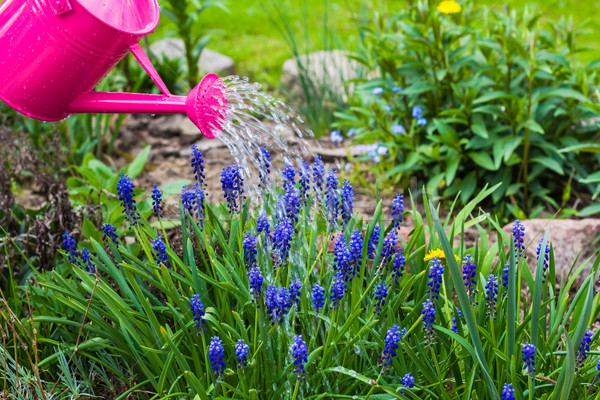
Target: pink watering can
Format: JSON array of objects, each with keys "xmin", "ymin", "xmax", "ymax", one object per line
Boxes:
[{"xmin": 0, "ymin": 0, "xmax": 227, "ymax": 138}]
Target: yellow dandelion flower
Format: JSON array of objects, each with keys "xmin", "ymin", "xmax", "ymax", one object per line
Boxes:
[
  {"xmin": 437, "ymin": 0, "xmax": 462, "ymax": 14},
  {"xmin": 424, "ymin": 248, "xmax": 460, "ymax": 263}
]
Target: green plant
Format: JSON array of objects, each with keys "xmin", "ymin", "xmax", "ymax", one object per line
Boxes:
[
  {"xmin": 160, "ymin": 0, "xmax": 229, "ymax": 88},
  {"xmin": 14, "ymin": 147, "xmax": 600, "ymax": 399},
  {"xmin": 335, "ymin": 0, "xmax": 600, "ymax": 218},
  {"xmin": 266, "ymin": 0, "xmax": 360, "ymax": 136}
]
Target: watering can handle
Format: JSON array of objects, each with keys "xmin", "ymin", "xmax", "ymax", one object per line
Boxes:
[{"xmin": 129, "ymin": 43, "xmax": 172, "ymax": 97}]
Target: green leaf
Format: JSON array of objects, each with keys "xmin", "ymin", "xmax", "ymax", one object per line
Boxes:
[
  {"xmin": 559, "ymin": 143, "xmax": 600, "ymax": 153},
  {"xmin": 531, "ymin": 157, "xmax": 564, "ymax": 175},
  {"xmin": 521, "ymin": 119, "xmax": 545, "ymax": 134},
  {"xmin": 470, "ymin": 114, "xmax": 488, "ymax": 139},
  {"xmin": 468, "ymin": 152, "xmax": 497, "ymax": 170},
  {"xmin": 125, "ymin": 145, "xmax": 151, "ymax": 178},
  {"xmin": 578, "ymin": 204, "xmax": 600, "ymax": 217}
]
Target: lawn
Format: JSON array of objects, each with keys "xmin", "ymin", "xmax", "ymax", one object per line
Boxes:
[{"xmin": 148, "ymin": 0, "xmax": 600, "ymax": 84}]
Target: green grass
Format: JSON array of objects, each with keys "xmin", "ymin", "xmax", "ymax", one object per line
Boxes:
[{"xmin": 149, "ymin": 0, "xmax": 599, "ymax": 84}]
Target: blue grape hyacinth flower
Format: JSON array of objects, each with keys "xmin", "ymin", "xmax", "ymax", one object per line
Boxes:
[
  {"xmin": 391, "ymin": 194, "xmax": 404, "ymax": 229},
  {"xmin": 62, "ymin": 232, "xmax": 79, "ymax": 265},
  {"xmin": 190, "ymin": 294, "xmax": 205, "ymax": 333},
  {"xmin": 258, "ymin": 146, "xmax": 271, "ymax": 189},
  {"xmin": 330, "ymin": 271, "xmax": 346, "ymax": 308},
  {"xmin": 400, "ymin": 373, "xmax": 415, "ymax": 394},
  {"xmin": 248, "ymin": 267, "xmax": 263, "ymax": 305},
  {"xmin": 80, "ymin": 248, "xmax": 96, "ymax": 274},
  {"xmin": 282, "ymin": 162, "xmax": 296, "ymax": 191},
  {"xmin": 151, "ymin": 184, "xmax": 163, "ymax": 218},
  {"xmin": 243, "ymin": 234, "xmax": 257, "ymax": 270},
  {"xmin": 367, "ymin": 226, "xmax": 380, "ymax": 259},
  {"xmin": 152, "ymin": 236, "xmax": 171, "ymax": 270},
  {"xmin": 235, "ymin": 339, "xmax": 249, "ymax": 368},
  {"xmin": 340, "ymin": 180, "xmax": 354, "ymax": 227},
  {"xmin": 208, "ymin": 336, "xmax": 225, "ymax": 378},
  {"xmin": 422, "ymin": 298, "xmax": 436, "ymax": 346},
  {"xmin": 273, "ymin": 216, "xmax": 293, "ymax": 268},
  {"xmin": 289, "ymin": 279, "xmax": 302, "ymax": 306},
  {"xmin": 101, "ymin": 223, "xmax": 118, "ymax": 244},
  {"xmin": 256, "ymin": 211, "xmax": 271, "ymax": 240},
  {"xmin": 381, "ymin": 324, "xmax": 406, "ymax": 371},
  {"xmin": 536, "ymin": 237, "xmax": 550, "ymax": 279},
  {"xmin": 462, "ymin": 255, "xmax": 477, "ymax": 300},
  {"xmin": 412, "ymin": 105, "xmax": 423, "ymax": 118},
  {"xmin": 117, "ymin": 172, "xmax": 140, "ymax": 227},
  {"xmin": 325, "ymin": 168, "xmax": 339, "ymax": 229},
  {"xmin": 190, "ymin": 144, "xmax": 205, "ymax": 189},
  {"xmin": 576, "ymin": 327, "xmax": 593, "ymax": 371},
  {"xmin": 291, "ymin": 334, "xmax": 308, "ymax": 378},
  {"xmin": 373, "ymin": 281, "xmax": 388, "ymax": 314},
  {"xmin": 312, "ymin": 156, "xmax": 325, "ymax": 194},
  {"xmin": 484, "ymin": 274, "xmax": 498, "ymax": 319},
  {"xmin": 522, "ymin": 343, "xmax": 536, "ymax": 380},
  {"xmin": 501, "ymin": 383, "xmax": 515, "ymax": 400},
  {"xmin": 426, "ymin": 258, "xmax": 444, "ymax": 300},
  {"xmin": 512, "ymin": 219, "xmax": 526, "ymax": 262},
  {"xmin": 221, "ymin": 163, "xmax": 245, "ymax": 214},
  {"xmin": 451, "ymin": 308, "xmax": 462, "ymax": 334},
  {"xmin": 372, "ymin": 87, "xmax": 383, "ymax": 95},
  {"xmin": 348, "ymin": 229, "xmax": 363, "ymax": 278},
  {"xmin": 312, "ymin": 283, "xmax": 325, "ymax": 316},
  {"xmin": 391, "ymin": 249, "xmax": 405, "ymax": 283},
  {"xmin": 330, "ymin": 130, "xmax": 343, "ymax": 145},
  {"xmin": 265, "ymin": 285, "xmax": 292, "ymax": 325}
]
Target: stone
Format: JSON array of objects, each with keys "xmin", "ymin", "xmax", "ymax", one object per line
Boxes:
[
  {"xmin": 502, "ymin": 219, "xmax": 600, "ymax": 284},
  {"xmin": 150, "ymin": 38, "xmax": 235, "ymax": 76},
  {"xmin": 281, "ymin": 50, "xmax": 369, "ymax": 102},
  {"xmin": 148, "ymin": 115, "xmax": 185, "ymax": 137},
  {"xmin": 198, "ymin": 48, "xmax": 235, "ymax": 76}
]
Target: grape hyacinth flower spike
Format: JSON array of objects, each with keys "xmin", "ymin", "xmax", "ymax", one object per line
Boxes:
[
  {"xmin": 536, "ymin": 237, "xmax": 550, "ymax": 280},
  {"xmin": 325, "ymin": 168, "xmax": 339, "ymax": 230},
  {"xmin": 484, "ymin": 274, "xmax": 498, "ymax": 319},
  {"xmin": 291, "ymin": 335, "xmax": 308, "ymax": 378},
  {"xmin": 422, "ymin": 298, "xmax": 436, "ymax": 346},
  {"xmin": 381, "ymin": 324, "xmax": 406, "ymax": 371},
  {"xmin": 298, "ymin": 160, "xmax": 311, "ymax": 205},
  {"xmin": 101, "ymin": 223, "xmax": 118, "ymax": 245},
  {"xmin": 348, "ymin": 229, "xmax": 363, "ymax": 278},
  {"xmin": 190, "ymin": 294, "xmax": 205, "ymax": 333},
  {"xmin": 330, "ymin": 271, "xmax": 346, "ymax": 308},
  {"xmin": 62, "ymin": 232, "xmax": 79, "ymax": 265},
  {"xmin": 151, "ymin": 184, "xmax": 163, "ymax": 218},
  {"xmin": 190, "ymin": 144, "xmax": 205, "ymax": 189},
  {"xmin": 235, "ymin": 339, "xmax": 249, "ymax": 368},
  {"xmin": 152, "ymin": 236, "xmax": 171, "ymax": 270},
  {"xmin": 117, "ymin": 172, "xmax": 141, "ymax": 227},
  {"xmin": 208, "ymin": 336, "xmax": 226, "ymax": 378},
  {"xmin": 373, "ymin": 281, "xmax": 388, "ymax": 314},
  {"xmin": 426, "ymin": 257, "xmax": 444, "ymax": 300},
  {"xmin": 400, "ymin": 373, "xmax": 415, "ymax": 395},
  {"xmin": 243, "ymin": 234, "xmax": 257, "ymax": 270},
  {"xmin": 501, "ymin": 383, "xmax": 515, "ymax": 400},
  {"xmin": 312, "ymin": 283, "xmax": 325, "ymax": 318},
  {"xmin": 258, "ymin": 146, "xmax": 271, "ymax": 189},
  {"xmin": 340, "ymin": 180, "xmax": 354, "ymax": 227},
  {"xmin": 312, "ymin": 155, "xmax": 325, "ymax": 195},
  {"xmin": 80, "ymin": 248, "xmax": 96, "ymax": 274},
  {"xmin": 391, "ymin": 193, "xmax": 404, "ymax": 229},
  {"xmin": 522, "ymin": 343, "xmax": 536, "ymax": 380},
  {"xmin": 289, "ymin": 279, "xmax": 302, "ymax": 307},
  {"xmin": 512, "ymin": 219, "xmax": 526, "ymax": 262},
  {"xmin": 576, "ymin": 327, "xmax": 593, "ymax": 372},
  {"xmin": 248, "ymin": 267, "xmax": 263, "ymax": 305},
  {"xmin": 221, "ymin": 163, "xmax": 245, "ymax": 214},
  {"xmin": 367, "ymin": 226, "xmax": 380, "ymax": 259}
]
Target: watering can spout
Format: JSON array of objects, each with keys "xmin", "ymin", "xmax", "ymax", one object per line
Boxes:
[{"xmin": 66, "ymin": 74, "xmax": 228, "ymax": 139}]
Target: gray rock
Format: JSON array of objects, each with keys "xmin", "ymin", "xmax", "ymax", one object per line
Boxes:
[
  {"xmin": 149, "ymin": 38, "xmax": 185, "ymax": 60},
  {"xmin": 148, "ymin": 115, "xmax": 185, "ymax": 137},
  {"xmin": 198, "ymin": 48, "xmax": 235, "ymax": 76},
  {"xmin": 281, "ymin": 50, "xmax": 369, "ymax": 102},
  {"xmin": 150, "ymin": 38, "xmax": 235, "ymax": 76},
  {"xmin": 502, "ymin": 219, "xmax": 600, "ymax": 284}
]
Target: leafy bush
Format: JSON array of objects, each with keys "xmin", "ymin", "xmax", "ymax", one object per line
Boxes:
[
  {"xmin": 9, "ymin": 146, "xmax": 600, "ymax": 399},
  {"xmin": 335, "ymin": 0, "xmax": 600, "ymax": 218}
]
